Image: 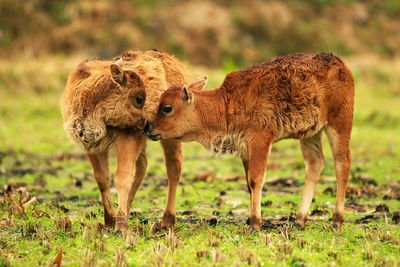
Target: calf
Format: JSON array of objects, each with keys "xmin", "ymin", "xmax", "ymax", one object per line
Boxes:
[
  {"xmin": 145, "ymin": 53, "xmax": 354, "ymax": 230},
  {"xmin": 61, "ymin": 50, "xmax": 188, "ymax": 232}
]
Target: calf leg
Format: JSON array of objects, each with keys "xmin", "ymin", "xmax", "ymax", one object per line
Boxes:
[
  {"xmin": 296, "ymin": 131, "xmax": 324, "ymax": 228},
  {"xmin": 127, "ymin": 146, "xmax": 148, "ymax": 209},
  {"xmin": 242, "ymin": 159, "xmax": 251, "ymax": 193},
  {"xmin": 325, "ymin": 125, "xmax": 352, "ymax": 229},
  {"xmin": 247, "ymin": 138, "xmax": 272, "ymax": 230},
  {"xmin": 160, "ymin": 139, "xmax": 183, "ymax": 228},
  {"xmin": 114, "ymin": 132, "xmax": 146, "ymax": 232},
  {"xmin": 87, "ymin": 152, "xmax": 116, "ymax": 229}
]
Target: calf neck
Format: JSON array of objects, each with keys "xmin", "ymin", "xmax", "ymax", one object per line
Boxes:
[{"xmin": 147, "ymin": 53, "xmax": 354, "ymax": 230}]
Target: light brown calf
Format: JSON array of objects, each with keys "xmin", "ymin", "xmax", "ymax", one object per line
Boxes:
[
  {"xmin": 61, "ymin": 50, "xmax": 188, "ymax": 232},
  {"xmin": 145, "ymin": 53, "xmax": 354, "ymax": 230}
]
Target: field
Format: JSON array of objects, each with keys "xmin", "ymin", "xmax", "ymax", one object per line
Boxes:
[{"xmin": 1, "ymin": 55, "xmax": 400, "ymax": 266}]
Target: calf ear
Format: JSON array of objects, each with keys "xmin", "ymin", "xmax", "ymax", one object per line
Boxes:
[
  {"xmin": 110, "ymin": 59, "xmax": 124, "ymax": 86},
  {"xmin": 182, "ymin": 85, "xmax": 194, "ymax": 104},
  {"xmin": 125, "ymin": 71, "xmax": 141, "ymax": 83},
  {"xmin": 188, "ymin": 76, "xmax": 207, "ymax": 91}
]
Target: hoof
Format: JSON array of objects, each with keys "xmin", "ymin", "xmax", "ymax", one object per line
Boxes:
[
  {"xmin": 104, "ymin": 223, "xmax": 115, "ymax": 231},
  {"xmin": 161, "ymin": 211, "xmax": 176, "ymax": 229},
  {"xmin": 104, "ymin": 212, "xmax": 116, "ymax": 230},
  {"xmin": 249, "ymin": 215, "xmax": 261, "ymax": 231},
  {"xmin": 113, "ymin": 229, "xmax": 123, "ymax": 237},
  {"xmin": 293, "ymin": 221, "xmax": 305, "ymax": 230},
  {"xmin": 115, "ymin": 210, "xmax": 129, "ymax": 233},
  {"xmin": 104, "ymin": 216, "xmax": 116, "ymax": 230},
  {"xmin": 294, "ymin": 216, "xmax": 306, "ymax": 230},
  {"xmin": 250, "ymin": 226, "xmax": 261, "ymax": 233},
  {"xmin": 115, "ymin": 222, "xmax": 128, "ymax": 233},
  {"xmin": 331, "ymin": 213, "xmax": 344, "ymax": 231},
  {"xmin": 295, "ymin": 213, "xmax": 307, "ymax": 230},
  {"xmin": 330, "ymin": 222, "xmax": 342, "ymax": 232}
]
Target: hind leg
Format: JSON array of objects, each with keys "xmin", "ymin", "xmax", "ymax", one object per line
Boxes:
[
  {"xmin": 114, "ymin": 131, "xmax": 146, "ymax": 232},
  {"xmin": 325, "ymin": 125, "xmax": 352, "ymax": 229},
  {"xmin": 242, "ymin": 159, "xmax": 251, "ymax": 193},
  {"xmin": 87, "ymin": 152, "xmax": 116, "ymax": 229},
  {"xmin": 127, "ymin": 145, "xmax": 148, "ymax": 210},
  {"xmin": 295, "ymin": 131, "xmax": 324, "ymax": 229}
]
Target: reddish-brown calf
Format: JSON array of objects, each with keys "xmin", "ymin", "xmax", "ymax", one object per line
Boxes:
[{"xmin": 145, "ymin": 53, "xmax": 354, "ymax": 230}]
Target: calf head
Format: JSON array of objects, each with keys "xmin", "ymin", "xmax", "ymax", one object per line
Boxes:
[
  {"xmin": 66, "ymin": 59, "xmax": 147, "ymax": 152},
  {"xmin": 107, "ymin": 59, "xmax": 147, "ymax": 127},
  {"xmin": 144, "ymin": 76, "xmax": 207, "ymax": 141}
]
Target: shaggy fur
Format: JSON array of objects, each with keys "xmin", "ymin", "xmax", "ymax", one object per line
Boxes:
[
  {"xmin": 62, "ymin": 50, "xmax": 187, "ymax": 152},
  {"xmin": 147, "ymin": 53, "xmax": 354, "ymax": 230},
  {"xmin": 61, "ymin": 50, "xmax": 188, "ymax": 231}
]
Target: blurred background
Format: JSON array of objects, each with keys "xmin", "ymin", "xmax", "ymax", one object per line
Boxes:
[{"xmin": 1, "ymin": 0, "xmax": 400, "ymax": 66}]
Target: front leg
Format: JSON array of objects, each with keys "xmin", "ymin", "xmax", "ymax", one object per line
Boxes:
[
  {"xmin": 246, "ymin": 137, "xmax": 272, "ymax": 230},
  {"xmin": 114, "ymin": 131, "xmax": 146, "ymax": 232},
  {"xmin": 160, "ymin": 139, "xmax": 183, "ymax": 228}
]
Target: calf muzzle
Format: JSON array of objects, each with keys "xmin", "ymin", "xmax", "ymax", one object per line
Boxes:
[{"xmin": 143, "ymin": 122, "xmax": 161, "ymax": 141}]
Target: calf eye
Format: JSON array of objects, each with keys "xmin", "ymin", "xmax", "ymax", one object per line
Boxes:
[
  {"xmin": 136, "ymin": 96, "xmax": 145, "ymax": 106},
  {"xmin": 162, "ymin": 105, "xmax": 173, "ymax": 114}
]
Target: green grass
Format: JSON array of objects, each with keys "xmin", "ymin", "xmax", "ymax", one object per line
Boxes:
[{"xmin": 0, "ymin": 56, "xmax": 400, "ymax": 266}]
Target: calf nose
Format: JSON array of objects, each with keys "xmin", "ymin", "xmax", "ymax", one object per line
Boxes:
[{"xmin": 143, "ymin": 122, "xmax": 153, "ymax": 136}]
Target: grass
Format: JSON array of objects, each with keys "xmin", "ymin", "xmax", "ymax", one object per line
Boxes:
[{"xmin": 0, "ymin": 56, "xmax": 400, "ymax": 266}]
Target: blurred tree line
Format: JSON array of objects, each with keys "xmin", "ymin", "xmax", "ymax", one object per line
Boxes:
[{"xmin": 1, "ymin": 0, "xmax": 399, "ymax": 67}]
